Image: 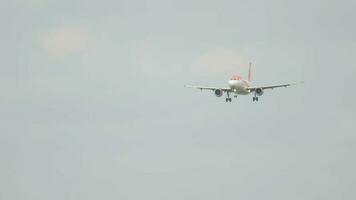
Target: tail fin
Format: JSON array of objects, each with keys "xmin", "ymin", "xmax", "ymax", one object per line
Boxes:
[{"xmin": 248, "ymin": 62, "xmax": 252, "ymax": 82}]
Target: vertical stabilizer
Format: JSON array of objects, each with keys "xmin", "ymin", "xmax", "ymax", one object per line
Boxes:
[{"xmin": 248, "ymin": 62, "xmax": 252, "ymax": 82}]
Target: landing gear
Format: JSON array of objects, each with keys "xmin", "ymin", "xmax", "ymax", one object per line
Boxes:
[
  {"xmin": 226, "ymin": 92, "xmax": 232, "ymax": 102},
  {"xmin": 253, "ymin": 97, "xmax": 259, "ymax": 102}
]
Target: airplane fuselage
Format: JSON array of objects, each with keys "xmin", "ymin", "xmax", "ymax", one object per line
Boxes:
[{"xmin": 228, "ymin": 78, "xmax": 250, "ymax": 95}]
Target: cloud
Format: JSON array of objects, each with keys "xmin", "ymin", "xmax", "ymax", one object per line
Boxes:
[
  {"xmin": 192, "ymin": 49, "xmax": 250, "ymax": 73},
  {"xmin": 41, "ymin": 26, "xmax": 90, "ymax": 58}
]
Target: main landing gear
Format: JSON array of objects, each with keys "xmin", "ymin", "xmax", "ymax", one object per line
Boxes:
[
  {"xmin": 253, "ymin": 96, "xmax": 259, "ymax": 102},
  {"xmin": 225, "ymin": 92, "xmax": 232, "ymax": 102}
]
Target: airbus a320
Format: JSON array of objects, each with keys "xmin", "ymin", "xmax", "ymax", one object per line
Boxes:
[{"xmin": 185, "ymin": 63, "xmax": 303, "ymax": 102}]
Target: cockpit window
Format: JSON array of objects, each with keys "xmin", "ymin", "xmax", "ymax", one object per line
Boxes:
[{"xmin": 230, "ymin": 75, "xmax": 241, "ymax": 80}]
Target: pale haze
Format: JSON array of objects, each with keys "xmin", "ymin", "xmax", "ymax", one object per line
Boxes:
[{"xmin": 1, "ymin": 0, "xmax": 355, "ymax": 199}]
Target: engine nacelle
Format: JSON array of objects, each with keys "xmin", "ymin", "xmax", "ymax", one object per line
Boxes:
[
  {"xmin": 214, "ymin": 89, "xmax": 224, "ymax": 97},
  {"xmin": 255, "ymin": 88, "xmax": 264, "ymax": 96}
]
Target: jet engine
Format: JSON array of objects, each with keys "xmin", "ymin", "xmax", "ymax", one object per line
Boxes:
[
  {"xmin": 255, "ymin": 88, "xmax": 264, "ymax": 96},
  {"xmin": 214, "ymin": 89, "xmax": 224, "ymax": 97}
]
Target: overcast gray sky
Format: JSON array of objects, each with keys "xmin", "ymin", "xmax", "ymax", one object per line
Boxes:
[{"xmin": 1, "ymin": 0, "xmax": 355, "ymax": 199}]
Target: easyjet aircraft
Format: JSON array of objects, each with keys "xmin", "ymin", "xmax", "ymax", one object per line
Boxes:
[{"xmin": 185, "ymin": 63, "xmax": 303, "ymax": 102}]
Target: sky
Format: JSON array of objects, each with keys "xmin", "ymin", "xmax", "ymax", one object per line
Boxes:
[{"xmin": 1, "ymin": 0, "xmax": 355, "ymax": 199}]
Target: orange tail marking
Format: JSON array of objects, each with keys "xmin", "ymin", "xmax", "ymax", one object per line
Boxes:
[{"xmin": 248, "ymin": 62, "xmax": 252, "ymax": 82}]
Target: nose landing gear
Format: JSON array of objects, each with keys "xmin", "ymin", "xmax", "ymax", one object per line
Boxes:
[{"xmin": 253, "ymin": 97, "xmax": 259, "ymax": 102}]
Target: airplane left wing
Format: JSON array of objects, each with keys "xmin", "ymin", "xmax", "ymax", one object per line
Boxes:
[
  {"xmin": 247, "ymin": 81, "xmax": 304, "ymax": 92},
  {"xmin": 184, "ymin": 85, "xmax": 231, "ymax": 92}
]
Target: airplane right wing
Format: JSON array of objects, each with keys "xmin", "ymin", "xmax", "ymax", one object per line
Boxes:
[{"xmin": 184, "ymin": 85, "xmax": 232, "ymax": 92}]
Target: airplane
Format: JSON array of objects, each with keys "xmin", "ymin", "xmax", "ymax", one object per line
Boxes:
[{"xmin": 185, "ymin": 63, "xmax": 303, "ymax": 102}]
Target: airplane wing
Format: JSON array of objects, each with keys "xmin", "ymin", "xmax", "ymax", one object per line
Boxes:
[
  {"xmin": 184, "ymin": 85, "xmax": 232, "ymax": 92},
  {"xmin": 247, "ymin": 81, "xmax": 304, "ymax": 92}
]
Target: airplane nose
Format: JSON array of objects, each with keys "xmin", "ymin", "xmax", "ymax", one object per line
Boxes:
[
  {"xmin": 229, "ymin": 80, "xmax": 241, "ymax": 90},
  {"xmin": 229, "ymin": 80, "xmax": 237, "ymax": 86}
]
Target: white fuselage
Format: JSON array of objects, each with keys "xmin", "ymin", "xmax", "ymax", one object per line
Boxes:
[{"xmin": 228, "ymin": 79, "xmax": 251, "ymax": 95}]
